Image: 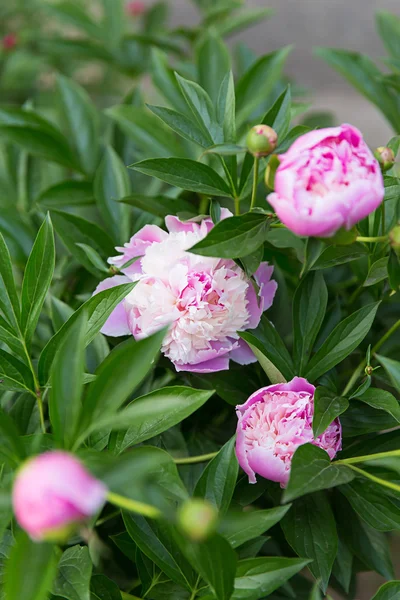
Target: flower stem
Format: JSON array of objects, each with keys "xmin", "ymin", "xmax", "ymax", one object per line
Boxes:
[
  {"xmin": 121, "ymin": 593, "xmax": 143, "ymax": 600},
  {"xmin": 341, "ymin": 463, "xmax": 400, "ymax": 494},
  {"xmin": 107, "ymin": 491, "xmax": 161, "ymax": 519},
  {"xmin": 381, "ymin": 201, "xmax": 386, "ymax": 236},
  {"xmin": 250, "ymin": 157, "xmax": 259, "ymax": 211},
  {"xmin": 234, "ymin": 197, "xmax": 240, "ymax": 216},
  {"xmin": 342, "ymin": 318, "xmax": 400, "ymax": 395},
  {"xmin": 337, "ymin": 449, "xmax": 400, "ymax": 465},
  {"xmin": 21, "ymin": 339, "xmax": 46, "ymax": 433},
  {"xmin": 174, "ymin": 452, "xmax": 218, "ymax": 465},
  {"xmin": 356, "ymin": 235, "xmax": 388, "ymax": 243}
]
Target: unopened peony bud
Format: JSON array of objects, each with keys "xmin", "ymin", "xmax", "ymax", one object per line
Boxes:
[
  {"xmin": 246, "ymin": 125, "xmax": 278, "ymax": 158},
  {"xmin": 390, "ymin": 224, "xmax": 400, "ymax": 256},
  {"xmin": 12, "ymin": 451, "xmax": 107, "ymax": 541},
  {"xmin": 177, "ymin": 499, "xmax": 218, "ymax": 541},
  {"xmin": 374, "ymin": 146, "xmax": 395, "ymax": 172},
  {"xmin": 2, "ymin": 33, "xmax": 17, "ymax": 51},
  {"xmin": 126, "ymin": 1, "xmax": 146, "ymax": 16}
]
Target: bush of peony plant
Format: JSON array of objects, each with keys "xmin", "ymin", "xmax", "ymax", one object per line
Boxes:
[{"xmin": 0, "ymin": 2, "xmax": 400, "ymax": 600}]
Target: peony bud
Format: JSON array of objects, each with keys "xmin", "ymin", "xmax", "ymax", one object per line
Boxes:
[
  {"xmin": 12, "ymin": 451, "xmax": 107, "ymax": 541},
  {"xmin": 2, "ymin": 33, "xmax": 17, "ymax": 51},
  {"xmin": 236, "ymin": 377, "xmax": 342, "ymax": 487},
  {"xmin": 177, "ymin": 499, "xmax": 218, "ymax": 541},
  {"xmin": 126, "ymin": 1, "xmax": 146, "ymax": 16},
  {"xmin": 389, "ymin": 224, "xmax": 400, "ymax": 256},
  {"xmin": 374, "ymin": 146, "xmax": 395, "ymax": 172},
  {"xmin": 246, "ymin": 125, "xmax": 278, "ymax": 158}
]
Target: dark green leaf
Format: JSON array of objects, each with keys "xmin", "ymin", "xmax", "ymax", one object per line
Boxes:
[
  {"xmin": 219, "ymin": 505, "xmax": 290, "ymax": 548},
  {"xmin": 75, "ymin": 244, "xmax": 109, "ymax": 274},
  {"xmin": 131, "ymin": 158, "xmax": 232, "ymax": 197},
  {"xmin": 355, "ymin": 387, "xmax": 400, "ymax": 422},
  {"xmin": 283, "ymin": 444, "xmax": 354, "ymax": 503},
  {"xmin": 340, "ymin": 480, "xmax": 400, "ymax": 532},
  {"xmin": 196, "ymin": 31, "xmax": 231, "ymax": 104},
  {"xmin": 148, "ymin": 104, "xmax": 212, "ymax": 147},
  {"xmin": 280, "ymin": 492, "xmax": 337, "ymax": 592},
  {"xmin": 376, "ymin": 354, "xmax": 400, "ymax": 393},
  {"xmin": 340, "ymin": 400, "xmax": 398, "ymax": 437},
  {"xmin": 119, "ymin": 193, "xmax": 194, "ymax": 218},
  {"xmin": 36, "ymin": 181, "xmax": 94, "ymax": 209},
  {"xmin": 0, "ymin": 349, "xmax": 34, "ymax": 393},
  {"xmin": 195, "ymin": 437, "xmax": 238, "ymax": 515},
  {"xmin": 0, "ymin": 232, "xmax": 20, "ymax": 331},
  {"xmin": 151, "ymin": 49, "xmax": 189, "ymax": 114},
  {"xmin": 190, "ymin": 213, "xmax": 268, "ymax": 258},
  {"xmin": 217, "ymin": 71, "xmax": 236, "ymax": 143},
  {"xmin": 371, "ymin": 581, "xmax": 400, "ymax": 600},
  {"xmin": 0, "ymin": 408, "xmax": 26, "ymax": 466},
  {"xmin": 293, "ymin": 272, "xmax": 327, "ymax": 375},
  {"xmin": 38, "ymin": 282, "xmax": 135, "ymax": 384},
  {"xmin": 364, "ymin": 257, "xmax": 388, "ymax": 286},
  {"xmin": 4, "ymin": 532, "xmax": 57, "ymax": 600},
  {"xmin": 310, "ymin": 242, "xmax": 368, "ymax": 270},
  {"xmin": 20, "ymin": 215, "xmax": 55, "ymax": 346},
  {"xmin": 304, "ymin": 302, "xmax": 380, "ymax": 382},
  {"xmin": 313, "ymin": 386, "xmax": 348, "ymax": 438},
  {"xmin": 53, "ymin": 545, "xmax": 92, "ymax": 600}
]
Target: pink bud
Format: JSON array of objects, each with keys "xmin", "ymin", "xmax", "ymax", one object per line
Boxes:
[
  {"xmin": 126, "ymin": 1, "xmax": 146, "ymax": 16},
  {"xmin": 268, "ymin": 124, "xmax": 384, "ymax": 238},
  {"xmin": 12, "ymin": 451, "xmax": 107, "ymax": 541},
  {"xmin": 235, "ymin": 377, "xmax": 342, "ymax": 487},
  {"xmin": 2, "ymin": 33, "xmax": 17, "ymax": 51}
]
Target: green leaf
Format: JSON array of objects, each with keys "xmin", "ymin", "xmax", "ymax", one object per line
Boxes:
[
  {"xmin": 376, "ymin": 11, "xmax": 400, "ymax": 59},
  {"xmin": 314, "ymin": 47, "xmax": 400, "ymax": 130},
  {"xmin": 123, "ymin": 513, "xmax": 195, "ymax": 590},
  {"xmin": 0, "ymin": 349, "xmax": 34, "ymax": 393},
  {"xmin": 332, "ymin": 536, "xmax": 352, "ymax": 595},
  {"xmin": 340, "ymin": 480, "xmax": 400, "ymax": 532},
  {"xmin": 364, "ymin": 257, "xmax": 388, "ymax": 286},
  {"xmin": 183, "ymin": 534, "xmax": 236, "ymax": 600},
  {"xmin": 20, "ymin": 215, "xmax": 55, "ymax": 346},
  {"xmin": 313, "ymin": 386, "xmax": 348, "ymax": 438},
  {"xmin": 148, "ymin": 104, "xmax": 212, "ymax": 147},
  {"xmin": 51, "ymin": 210, "xmax": 115, "ymax": 277},
  {"xmin": 355, "ymin": 387, "xmax": 400, "ymax": 423},
  {"xmin": 36, "ymin": 181, "xmax": 94, "ymax": 209},
  {"xmin": 57, "ymin": 75, "xmax": 99, "ymax": 175},
  {"xmin": 52, "ymin": 545, "xmax": 92, "ymax": 600},
  {"xmin": 131, "ymin": 158, "xmax": 232, "ymax": 196},
  {"xmin": 239, "ymin": 316, "xmax": 294, "ymax": 381},
  {"xmin": 119, "ymin": 193, "xmax": 194, "ymax": 218},
  {"xmin": 190, "ymin": 213, "xmax": 268, "ymax": 258},
  {"xmin": 194, "ymin": 436, "xmax": 238, "ymax": 515},
  {"xmin": 217, "ymin": 71, "xmax": 236, "ymax": 143},
  {"xmin": 94, "ymin": 146, "xmax": 131, "ymax": 242},
  {"xmin": 151, "ymin": 49, "xmax": 189, "ymax": 114},
  {"xmin": 0, "ymin": 408, "xmax": 26, "ymax": 466},
  {"xmin": 304, "ymin": 302, "xmax": 380, "ymax": 382},
  {"xmin": 4, "ymin": 531, "xmax": 57, "ymax": 600},
  {"xmin": 90, "ymin": 574, "xmax": 122, "ymax": 600},
  {"xmin": 215, "ymin": 7, "xmax": 273, "ymax": 37},
  {"xmin": 0, "ymin": 232, "xmax": 20, "ymax": 331},
  {"xmin": 196, "ymin": 31, "xmax": 231, "ymax": 104},
  {"xmin": 340, "ymin": 400, "xmax": 398, "ymax": 437},
  {"xmin": 232, "ymin": 556, "xmax": 311, "ymax": 600},
  {"xmin": 310, "ymin": 242, "xmax": 368, "ymax": 270},
  {"xmin": 175, "ymin": 73, "xmax": 222, "ymax": 144},
  {"xmin": 219, "ymin": 505, "xmax": 290, "ymax": 548},
  {"xmin": 38, "ymin": 282, "xmax": 135, "ymax": 384},
  {"xmin": 45, "ymin": 1, "xmax": 103, "ymax": 40},
  {"xmin": 293, "ymin": 272, "xmax": 327, "ymax": 375},
  {"xmin": 280, "ymin": 492, "xmax": 337, "ymax": 592},
  {"xmin": 0, "ymin": 107, "xmax": 79, "ymax": 171},
  {"xmin": 235, "ymin": 47, "xmax": 292, "ymax": 126},
  {"xmin": 376, "ymin": 354, "xmax": 400, "ymax": 393},
  {"xmin": 79, "ymin": 329, "xmax": 166, "ymax": 438},
  {"xmin": 106, "ymin": 105, "xmax": 182, "ymax": 158},
  {"xmin": 75, "ymin": 244, "xmax": 109, "ymax": 274},
  {"xmin": 49, "ymin": 311, "xmax": 87, "ymax": 449},
  {"xmin": 283, "ymin": 444, "xmax": 354, "ymax": 503},
  {"xmin": 371, "ymin": 581, "xmax": 400, "ymax": 600},
  {"xmin": 97, "ymin": 386, "xmax": 213, "ymax": 451}
]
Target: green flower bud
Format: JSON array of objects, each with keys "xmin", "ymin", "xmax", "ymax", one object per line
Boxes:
[
  {"xmin": 265, "ymin": 154, "xmax": 280, "ymax": 189},
  {"xmin": 389, "ymin": 224, "xmax": 400, "ymax": 256},
  {"xmin": 177, "ymin": 499, "xmax": 218, "ymax": 542},
  {"xmin": 246, "ymin": 125, "xmax": 278, "ymax": 158},
  {"xmin": 374, "ymin": 146, "xmax": 395, "ymax": 172}
]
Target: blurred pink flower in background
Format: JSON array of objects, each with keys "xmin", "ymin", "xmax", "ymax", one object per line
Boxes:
[
  {"xmin": 2, "ymin": 33, "xmax": 17, "ymax": 51},
  {"xmin": 94, "ymin": 211, "xmax": 277, "ymax": 373},
  {"xmin": 268, "ymin": 123, "xmax": 384, "ymax": 237},
  {"xmin": 13, "ymin": 452, "xmax": 107, "ymax": 541},
  {"xmin": 126, "ymin": 1, "xmax": 146, "ymax": 17},
  {"xmin": 236, "ymin": 377, "xmax": 342, "ymax": 487}
]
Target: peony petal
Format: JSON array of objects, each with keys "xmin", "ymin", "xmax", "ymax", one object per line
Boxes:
[
  {"xmin": 230, "ymin": 338, "xmax": 257, "ymax": 365},
  {"xmin": 93, "ymin": 275, "xmax": 131, "ymax": 337}
]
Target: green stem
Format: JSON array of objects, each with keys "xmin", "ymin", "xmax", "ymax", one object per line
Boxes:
[
  {"xmin": 95, "ymin": 509, "xmax": 121, "ymax": 526},
  {"xmin": 174, "ymin": 452, "xmax": 218, "ymax": 465},
  {"xmin": 234, "ymin": 197, "xmax": 240, "ymax": 216},
  {"xmin": 21, "ymin": 340, "xmax": 46, "ymax": 433},
  {"xmin": 189, "ymin": 575, "xmax": 201, "ymax": 600},
  {"xmin": 381, "ymin": 201, "xmax": 386, "ymax": 236},
  {"xmin": 121, "ymin": 593, "xmax": 143, "ymax": 600},
  {"xmin": 107, "ymin": 491, "xmax": 161, "ymax": 519},
  {"xmin": 250, "ymin": 157, "xmax": 259, "ymax": 211},
  {"xmin": 342, "ymin": 463, "xmax": 400, "ymax": 494},
  {"xmin": 342, "ymin": 318, "xmax": 400, "ymax": 396},
  {"xmin": 356, "ymin": 235, "xmax": 388, "ymax": 243},
  {"xmin": 337, "ymin": 449, "xmax": 400, "ymax": 465},
  {"xmin": 198, "ymin": 196, "xmax": 209, "ymax": 215}
]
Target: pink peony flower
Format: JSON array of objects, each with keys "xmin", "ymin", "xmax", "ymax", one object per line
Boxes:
[
  {"xmin": 267, "ymin": 124, "xmax": 384, "ymax": 238},
  {"xmin": 235, "ymin": 377, "xmax": 342, "ymax": 487},
  {"xmin": 13, "ymin": 452, "xmax": 107, "ymax": 541},
  {"xmin": 94, "ymin": 210, "xmax": 277, "ymax": 373},
  {"xmin": 126, "ymin": 0, "xmax": 146, "ymax": 16},
  {"xmin": 2, "ymin": 33, "xmax": 17, "ymax": 51}
]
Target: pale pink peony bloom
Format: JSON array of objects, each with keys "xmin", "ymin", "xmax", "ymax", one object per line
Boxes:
[
  {"xmin": 268, "ymin": 124, "xmax": 384, "ymax": 238},
  {"xmin": 94, "ymin": 210, "xmax": 277, "ymax": 373},
  {"xmin": 235, "ymin": 377, "xmax": 342, "ymax": 487},
  {"xmin": 126, "ymin": 0, "xmax": 146, "ymax": 16},
  {"xmin": 13, "ymin": 452, "xmax": 107, "ymax": 541}
]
